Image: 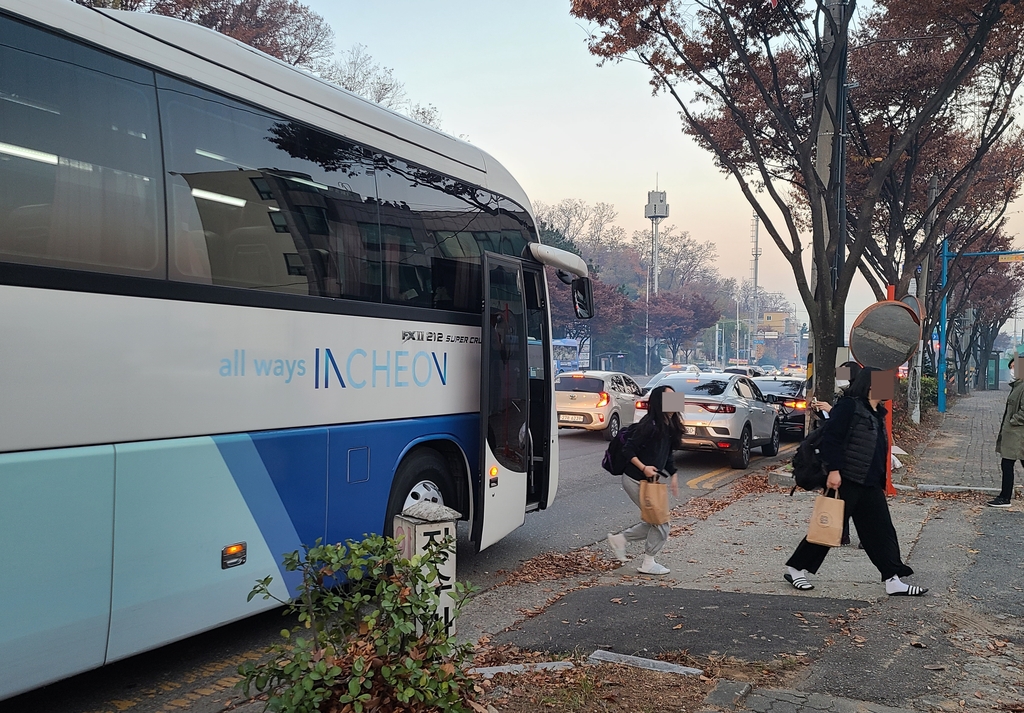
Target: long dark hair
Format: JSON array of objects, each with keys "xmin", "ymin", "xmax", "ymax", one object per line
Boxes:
[
  {"xmin": 637, "ymin": 385, "xmax": 683, "ymax": 440},
  {"xmin": 845, "ymin": 365, "xmax": 878, "ymax": 400}
]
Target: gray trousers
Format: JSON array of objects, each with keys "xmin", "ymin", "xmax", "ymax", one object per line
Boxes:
[{"xmin": 620, "ymin": 474, "xmax": 670, "ymax": 556}]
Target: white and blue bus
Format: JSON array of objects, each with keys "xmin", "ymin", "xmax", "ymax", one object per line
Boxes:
[{"xmin": 0, "ymin": 0, "xmax": 593, "ymax": 699}]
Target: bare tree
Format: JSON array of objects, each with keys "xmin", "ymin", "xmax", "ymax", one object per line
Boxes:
[
  {"xmin": 534, "ymin": 199, "xmax": 594, "ymax": 248},
  {"xmin": 320, "ymin": 44, "xmax": 407, "ymax": 109},
  {"xmin": 629, "ymin": 225, "xmax": 719, "ymax": 292}
]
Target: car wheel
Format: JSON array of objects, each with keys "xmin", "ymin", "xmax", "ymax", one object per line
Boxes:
[
  {"xmin": 729, "ymin": 426, "xmax": 751, "ymax": 469},
  {"xmin": 384, "ymin": 448, "xmax": 454, "ymax": 537},
  {"xmin": 604, "ymin": 413, "xmax": 620, "ymax": 441},
  {"xmin": 761, "ymin": 420, "xmax": 780, "ymax": 456}
]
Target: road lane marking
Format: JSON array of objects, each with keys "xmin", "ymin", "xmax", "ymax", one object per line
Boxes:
[
  {"xmin": 702, "ymin": 470, "xmax": 742, "ymax": 489},
  {"xmin": 684, "ymin": 443, "xmax": 798, "ymax": 490},
  {"xmin": 686, "ymin": 466, "xmax": 731, "ymax": 489}
]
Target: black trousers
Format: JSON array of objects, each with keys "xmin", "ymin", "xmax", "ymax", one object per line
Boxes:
[
  {"xmin": 1000, "ymin": 459, "xmax": 1019, "ymax": 500},
  {"xmin": 787, "ymin": 480, "xmax": 913, "ymax": 581}
]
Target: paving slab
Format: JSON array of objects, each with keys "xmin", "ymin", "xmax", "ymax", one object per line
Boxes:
[{"xmin": 491, "ymin": 587, "xmax": 865, "ymax": 660}]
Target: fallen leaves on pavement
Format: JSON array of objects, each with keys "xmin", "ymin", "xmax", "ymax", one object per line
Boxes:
[
  {"xmin": 476, "ymin": 650, "xmax": 808, "ymax": 713},
  {"xmin": 496, "ymin": 549, "xmax": 620, "ymax": 587}
]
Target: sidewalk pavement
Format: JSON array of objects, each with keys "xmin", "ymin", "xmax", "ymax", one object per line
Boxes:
[
  {"xmin": 899, "ymin": 386, "xmax": 1011, "ymax": 494},
  {"xmin": 462, "ymin": 387, "xmax": 1024, "ymax": 712}
]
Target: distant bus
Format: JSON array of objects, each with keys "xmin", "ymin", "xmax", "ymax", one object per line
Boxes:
[
  {"xmin": 552, "ymin": 338, "xmax": 580, "ymax": 373},
  {"xmin": 0, "ymin": 0, "xmax": 594, "ymax": 700}
]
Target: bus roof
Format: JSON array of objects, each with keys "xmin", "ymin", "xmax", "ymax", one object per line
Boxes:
[{"xmin": 2, "ymin": 0, "xmax": 534, "ymax": 212}]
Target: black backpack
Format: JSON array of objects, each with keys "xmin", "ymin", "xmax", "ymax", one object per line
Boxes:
[
  {"xmin": 601, "ymin": 424, "xmax": 635, "ymax": 475},
  {"xmin": 791, "ymin": 423, "xmax": 829, "ymax": 492}
]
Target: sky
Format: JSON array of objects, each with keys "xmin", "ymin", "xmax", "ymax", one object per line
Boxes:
[{"xmin": 305, "ymin": 0, "xmax": 1024, "ymax": 331}]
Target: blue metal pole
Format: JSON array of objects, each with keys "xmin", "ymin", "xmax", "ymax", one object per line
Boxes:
[{"xmin": 938, "ymin": 239, "xmax": 949, "ymax": 412}]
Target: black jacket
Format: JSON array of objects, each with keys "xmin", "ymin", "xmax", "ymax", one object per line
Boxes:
[
  {"xmin": 621, "ymin": 417, "xmax": 677, "ymax": 481},
  {"xmin": 819, "ymin": 396, "xmax": 887, "ymax": 487}
]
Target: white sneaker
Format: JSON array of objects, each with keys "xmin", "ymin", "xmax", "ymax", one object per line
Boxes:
[
  {"xmin": 607, "ymin": 533, "xmax": 628, "ymax": 563},
  {"xmin": 637, "ymin": 559, "xmax": 670, "ymax": 576}
]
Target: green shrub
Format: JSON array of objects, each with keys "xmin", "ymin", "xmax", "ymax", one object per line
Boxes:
[
  {"xmin": 238, "ymin": 534, "xmax": 478, "ymax": 713},
  {"xmin": 920, "ymin": 375, "xmax": 938, "ymax": 408}
]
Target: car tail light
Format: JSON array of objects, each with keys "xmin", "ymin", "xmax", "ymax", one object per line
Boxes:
[
  {"xmin": 596, "ymin": 392, "xmax": 610, "ymax": 408},
  {"xmin": 716, "ymin": 442, "xmax": 732, "ymax": 449},
  {"xmin": 696, "ymin": 402, "xmax": 736, "ymax": 413},
  {"xmin": 783, "ymin": 400, "xmax": 808, "ymax": 409},
  {"xmin": 635, "ymin": 399, "xmax": 648, "ymax": 411}
]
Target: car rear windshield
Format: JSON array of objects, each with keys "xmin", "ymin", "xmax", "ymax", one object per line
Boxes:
[
  {"xmin": 662, "ymin": 378, "xmax": 729, "ymax": 396},
  {"xmin": 756, "ymin": 380, "xmax": 803, "ymax": 397},
  {"xmin": 556, "ymin": 377, "xmax": 604, "ymax": 393}
]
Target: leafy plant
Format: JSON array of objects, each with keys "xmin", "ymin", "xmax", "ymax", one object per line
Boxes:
[{"xmin": 238, "ymin": 534, "xmax": 479, "ymax": 713}]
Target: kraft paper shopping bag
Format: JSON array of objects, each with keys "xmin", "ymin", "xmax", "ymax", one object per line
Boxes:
[
  {"xmin": 639, "ymin": 477, "xmax": 670, "ymax": 525},
  {"xmin": 806, "ymin": 489, "xmax": 844, "ymax": 547}
]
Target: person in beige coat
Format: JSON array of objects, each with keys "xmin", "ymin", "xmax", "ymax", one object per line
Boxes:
[{"xmin": 993, "ymin": 357, "xmax": 1024, "ymax": 508}]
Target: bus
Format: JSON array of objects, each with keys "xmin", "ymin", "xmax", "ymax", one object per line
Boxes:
[
  {"xmin": 0, "ymin": 0, "xmax": 593, "ymax": 699},
  {"xmin": 552, "ymin": 338, "xmax": 580, "ymax": 374}
]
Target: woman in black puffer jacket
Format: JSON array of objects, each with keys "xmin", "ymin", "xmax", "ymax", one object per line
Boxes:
[{"xmin": 784, "ymin": 367, "xmax": 928, "ymax": 596}]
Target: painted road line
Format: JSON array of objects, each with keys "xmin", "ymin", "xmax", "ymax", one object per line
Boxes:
[
  {"xmin": 686, "ymin": 466, "xmax": 732, "ymax": 489},
  {"xmin": 700, "ymin": 470, "xmax": 742, "ymax": 490},
  {"xmin": 685, "ymin": 443, "xmax": 797, "ymax": 489}
]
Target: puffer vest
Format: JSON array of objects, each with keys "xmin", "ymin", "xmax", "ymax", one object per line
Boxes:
[{"xmin": 841, "ymin": 399, "xmax": 884, "ymax": 485}]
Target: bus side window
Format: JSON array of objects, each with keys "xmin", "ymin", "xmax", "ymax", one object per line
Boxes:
[
  {"xmin": 158, "ymin": 76, "xmax": 380, "ymax": 299},
  {"xmin": 0, "ymin": 17, "xmax": 164, "ymax": 277},
  {"xmin": 373, "ymin": 153, "xmax": 498, "ymax": 313}
]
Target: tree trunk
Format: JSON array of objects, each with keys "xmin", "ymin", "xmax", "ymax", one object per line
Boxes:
[{"xmin": 811, "ymin": 317, "xmax": 839, "ymax": 406}]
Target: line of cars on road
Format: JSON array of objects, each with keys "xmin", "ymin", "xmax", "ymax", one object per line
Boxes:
[{"xmin": 555, "ymin": 366, "xmax": 809, "ymax": 469}]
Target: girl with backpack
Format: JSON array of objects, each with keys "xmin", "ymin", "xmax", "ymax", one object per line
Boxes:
[{"xmin": 606, "ymin": 385, "xmax": 682, "ymax": 575}]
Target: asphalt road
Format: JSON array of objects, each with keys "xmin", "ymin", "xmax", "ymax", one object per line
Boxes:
[{"xmin": 1, "ymin": 429, "xmax": 797, "ymax": 713}]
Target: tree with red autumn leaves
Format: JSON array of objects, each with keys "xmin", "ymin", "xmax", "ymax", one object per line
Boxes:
[
  {"xmin": 75, "ymin": 0, "xmax": 337, "ymax": 72},
  {"xmin": 547, "ymin": 271, "xmax": 635, "ymax": 362},
  {"xmin": 647, "ymin": 292, "xmax": 721, "ymax": 362},
  {"xmin": 844, "ymin": 3, "xmax": 1024, "ymax": 302},
  {"xmin": 571, "ymin": 0, "xmax": 1024, "ymax": 400}
]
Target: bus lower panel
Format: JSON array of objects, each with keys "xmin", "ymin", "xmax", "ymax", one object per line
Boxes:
[{"xmin": 0, "ymin": 414, "xmax": 477, "ymax": 701}]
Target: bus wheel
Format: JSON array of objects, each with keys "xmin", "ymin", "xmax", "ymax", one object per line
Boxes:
[{"xmin": 384, "ymin": 448, "xmax": 454, "ymax": 537}]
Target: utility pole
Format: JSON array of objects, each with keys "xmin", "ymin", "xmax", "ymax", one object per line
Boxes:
[
  {"xmin": 735, "ymin": 296, "xmax": 741, "ymax": 365},
  {"xmin": 644, "ymin": 190, "xmax": 669, "ymax": 374},
  {"xmin": 751, "ymin": 212, "xmax": 762, "ymax": 364},
  {"xmin": 909, "ymin": 175, "xmax": 938, "ymax": 424},
  {"xmin": 645, "ymin": 266, "xmax": 650, "ymax": 376},
  {"xmin": 645, "ymin": 190, "xmax": 669, "ymax": 296}
]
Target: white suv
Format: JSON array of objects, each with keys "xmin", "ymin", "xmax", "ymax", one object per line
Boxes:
[{"xmin": 635, "ymin": 372, "xmax": 779, "ymax": 468}]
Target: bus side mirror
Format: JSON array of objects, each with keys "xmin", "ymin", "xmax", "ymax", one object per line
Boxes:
[{"xmin": 571, "ymin": 276, "xmax": 594, "ymax": 319}]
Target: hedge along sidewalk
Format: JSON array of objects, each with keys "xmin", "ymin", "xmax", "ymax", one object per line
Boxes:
[{"xmin": 902, "ymin": 386, "xmax": 1017, "ymax": 495}]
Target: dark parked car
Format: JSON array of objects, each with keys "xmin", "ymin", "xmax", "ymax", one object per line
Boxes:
[{"xmin": 753, "ymin": 376, "xmax": 808, "ymax": 438}]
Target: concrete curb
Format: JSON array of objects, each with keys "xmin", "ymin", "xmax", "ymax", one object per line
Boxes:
[
  {"xmin": 771, "ymin": 469, "xmax": 1009, "ymax": 496},
  {"xmin": 587, "ymin": 649, "xmax": 703, "ymax": 675},
  {"xmin": 468, "ymin": 661, "xmax": 574, "ymax": 678}
]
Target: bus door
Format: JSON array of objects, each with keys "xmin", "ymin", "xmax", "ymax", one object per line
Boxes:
[{"xmin": 474, "ymin": 253, "xmax": 530, "ymax": 550}]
